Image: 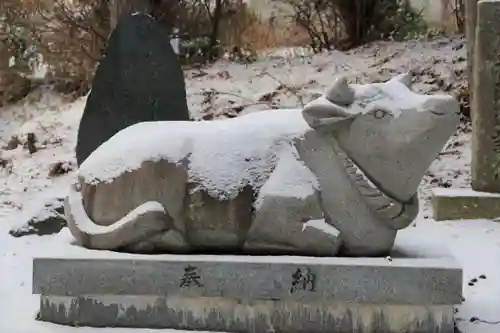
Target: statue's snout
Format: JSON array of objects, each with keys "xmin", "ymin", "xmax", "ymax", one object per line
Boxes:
[{"xmin": 423, "ymin": 95, "xmax": 460, "ymax": 120}]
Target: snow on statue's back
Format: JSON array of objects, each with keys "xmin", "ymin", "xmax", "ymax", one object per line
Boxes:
[
  {"xmin": 67, "ymin": 73, "xmax": 460, "ymax": 258},
  {"xmin": 79, "ymin": 109, "xmax": 311, "ymax": 199},
  {"xmin": 75, "ymin": 13, "xmax": 190, "ymax": 166}
]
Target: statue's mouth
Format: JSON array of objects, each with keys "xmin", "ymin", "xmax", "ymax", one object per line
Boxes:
[{"xmin": 340, "ymin": 152, "xmax": 419, "ymax": 229}]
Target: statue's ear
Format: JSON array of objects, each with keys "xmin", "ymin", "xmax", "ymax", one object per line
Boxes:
[
  {"xmin": 302, "ymin": 102, "xmax": 356, "ymax": 130},
  {"xmin": 303, "ymin": 75, "xmax": 357, "ymax": 129}
]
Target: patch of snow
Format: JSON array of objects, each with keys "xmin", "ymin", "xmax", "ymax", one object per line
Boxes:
[
  {"xmin": 302, "ymin": 218, "xmax": 340, "ymax": 237},
  {"xmin": 433, "ymin": 188, "xmax": 500, "ymax": 198},
  {"xmin": 31, "ymin": 63, "xmax": 48, "ymax": 80},
  {"xmin": 255, "ymin": 145, "xmax": 318, "ymax": 208},
  {"xmin": 8, "ymin": 197, "xmax": 65, "ymax": 238},
  {"xmin": 350, "ymin": 77, "xmax": 432, "ymax": 117},
  {"xmin": 131, "ymin": 12, "xmax": 153, "ymax": 19},
  {"xmin": 79, "ymin": 110, "xmax": 309, "ymax": 200},
  {"xmin": 9, "ymin": 197, "xmax": 63, "ymax": 230},
  {"xmin": 304, "ymin": 74, "xmax": 433, "ymax": 120},
  {"xmin": 263, "ymin": 47, "xmax": 314, "ymax": 59},
  {"xmin": 0, "ymin": 95, "xmax": 84, "ymax": 220},
  {"xmin": 170, "ymin": 37, "xmax": 180, "ymax": 55}
]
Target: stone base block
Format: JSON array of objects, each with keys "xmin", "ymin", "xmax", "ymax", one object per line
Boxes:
[
  {"xmin": 432, "ymin": 188, "xmax": 500, "ymax": 221},
  {"xmin": 33, "ymin": 239, "xmax": 462, "ymax": 333},
  {"xmin": 39, "ymin": 295, "xmax": 455, "ymax": 333}
]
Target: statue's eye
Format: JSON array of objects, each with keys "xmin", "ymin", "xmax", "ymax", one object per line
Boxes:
[{"xmin": 373, "ymin": 109, "xmax": 388, "ymax": 119}]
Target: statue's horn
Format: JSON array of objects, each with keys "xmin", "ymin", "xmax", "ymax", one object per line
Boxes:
[
  {"xmin": 325, "ymin": 76, "xmax": 355, "ymax": 105},
  {"xmin": 390, "ymin": 72, "xmax": 413, "ymax": 88}
]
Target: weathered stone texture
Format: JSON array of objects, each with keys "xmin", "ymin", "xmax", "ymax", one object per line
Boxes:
[
  {"xmin": 466, "ymin": 0, "xmax": 479, "ymax": 96},
  {"xmin": 33, "ymin": 256, "xmax": 462, "ymax": 305},
  {"xmin": 433, "ymin": 188, "xmax": 500, "ymax": 220},
  {"xmin": 33, "ymin": 251, "xmax": 462, "ymax": 332},
  {"xmin": 38, "ymin": 295, "xmax": 456, "ymax": 333},
  {"xmin": 471, "ymin": 0, "xmax": 500, "ymax": 192}
]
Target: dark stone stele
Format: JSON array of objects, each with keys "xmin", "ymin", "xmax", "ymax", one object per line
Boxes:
[{"xmin": 76, "ymin": 13, "xmax": 190, "ymax": 166}]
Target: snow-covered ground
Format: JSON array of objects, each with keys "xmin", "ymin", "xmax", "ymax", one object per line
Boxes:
[{"xmin": 1, "ymin": 36, "xmax": 499, "ymax": 333}]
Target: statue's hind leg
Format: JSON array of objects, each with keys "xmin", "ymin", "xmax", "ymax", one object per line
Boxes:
[{"xmin": 124, "ymin": 228, "xmax": 191, "ymax": 253}]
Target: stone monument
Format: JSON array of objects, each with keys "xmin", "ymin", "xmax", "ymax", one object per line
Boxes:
[
  {"xmin": 433, "ymin": 0, "xmax": 500, "ymax": 220},
  {"xmin": 465, "ymin": 0, "xmax": 479, "ymax": 99},
  {"xmin": 33, "ymin": 73, "xmax": 463, "ymax": 333},
  {"xmin": 75, "ymin": 13, "xmax": 190, "ymax": 166}
]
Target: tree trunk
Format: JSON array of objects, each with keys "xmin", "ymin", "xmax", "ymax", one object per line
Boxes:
[
  {"xmin": 110, "ymin": 0, "xmax": 153, "ymax": 30},
  {"xmin": 0, "ymin": 44, "xmax": 11, "ymax": 71},
  {"xmin": 91, "ymin": 0, "xmax": 110, "ymax": 57},
  {"xmin": 208, "ymin": 0, "xmax": 223, "ymax": 60}
]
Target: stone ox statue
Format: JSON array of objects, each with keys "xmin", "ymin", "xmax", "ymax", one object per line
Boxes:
[{"xmin": 67, "ymin": 73, "xmax": 459, "ymax": 257}]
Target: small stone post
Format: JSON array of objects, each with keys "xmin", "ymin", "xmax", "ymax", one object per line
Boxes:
[
  {"xmin": 432, "ymin": 0, "xmax": 500, "ymax": 221},
  {"xmin": 471, "ymin": 0, "xmax": 500, "ymax": 192}
]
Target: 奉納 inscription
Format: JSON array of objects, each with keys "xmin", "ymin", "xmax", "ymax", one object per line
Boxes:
[
  {"xmin": 179, "ymin": 265, "xmax": 204, "ymax": 288},
  {"xmin": 290, "ymin": 267, "xmax": 316, "ymax": 293}
]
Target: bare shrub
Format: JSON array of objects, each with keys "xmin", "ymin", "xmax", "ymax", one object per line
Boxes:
[
  {"xmin": 0, "ymin": 0, "xmax": 109, "ymax": 96},
  {"xmin": 452, "ymin": 0, "xmax": 465, "ymax": 33},
  {"xmin": 0, "ymin": 70, "xmax": 32, "ymax": 106},
  {"xmin": 0, "ymin": 11, "xmax": 35, "ymax": 105},
  {"xmin": 270, "ymin": 0, "xmax": 338, "ymax": 51},
  {"xmin": 0, "ymin": 0, "xmax": 310, "ymax": 103},
  {"xmin": 221, "ymin": 5, "xmax": 308, "ymax": 51},
  {"xmin": 109, "ymin": 0, "xmax": 152, "ymax": 29},
  {"xmin": 272, "ymin": 0, "xmax": 427, "ymax": 51}
]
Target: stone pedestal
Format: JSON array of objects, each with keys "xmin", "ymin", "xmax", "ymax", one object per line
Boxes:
[
  {"xmin": 33, "ymin": 238, "xmax": 462, "ymax": 333},
  {"xmin": 432, "ymin": 188, "xmax": 500, "ymax": 220}
]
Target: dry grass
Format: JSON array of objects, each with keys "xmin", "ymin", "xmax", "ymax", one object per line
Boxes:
[
  {"xmin": 441, "ymin": 0, "xmax": 464, "ymax": 34},
  {"xmin": 240, "ymin": 20, "xmax": 309, "ymax": 50},
  {"xmin": 219, "ymin": 7, "xmax": 309, "ymax": 51}
]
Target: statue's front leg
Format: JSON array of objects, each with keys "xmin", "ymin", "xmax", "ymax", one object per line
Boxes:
[{"xmin": 244, "ymin": 193, "xmax": 342, "ymax": 256}]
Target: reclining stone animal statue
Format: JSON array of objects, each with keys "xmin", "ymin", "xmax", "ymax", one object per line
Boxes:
[{"xmin": 66, "ymin": 73, "xmax": 460, "ymax": 257}]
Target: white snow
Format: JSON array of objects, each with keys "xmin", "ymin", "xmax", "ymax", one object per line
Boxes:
[
  {"xmin": 2, "ymin": 37, "xmax": 499, "ymax": 333},
  {"xmin": 79, "ymin": 109, "xmax": 309, "ymax": 200},
  {"xmin": 302, "ymin": 218, "xmax": 340, "ymax": 237},
  {"xmin": 131, "ymin": 12, "xmax": 154, "ymax": 19},
  {"xmin": 433, "ymin": 187, "xmax": 500, "ymax": 198},
  {"xmin": 349, "ymin": 76, "xmax": 432, "ymax": 117},
  {"xmin": 255, "ymin": 144, "xmax": 318, "ymax": 208}
]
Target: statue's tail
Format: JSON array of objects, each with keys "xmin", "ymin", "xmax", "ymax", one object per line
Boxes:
[{"xmin": 65, "ymin": 184, "xmax": 168, "ymax": 250}]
